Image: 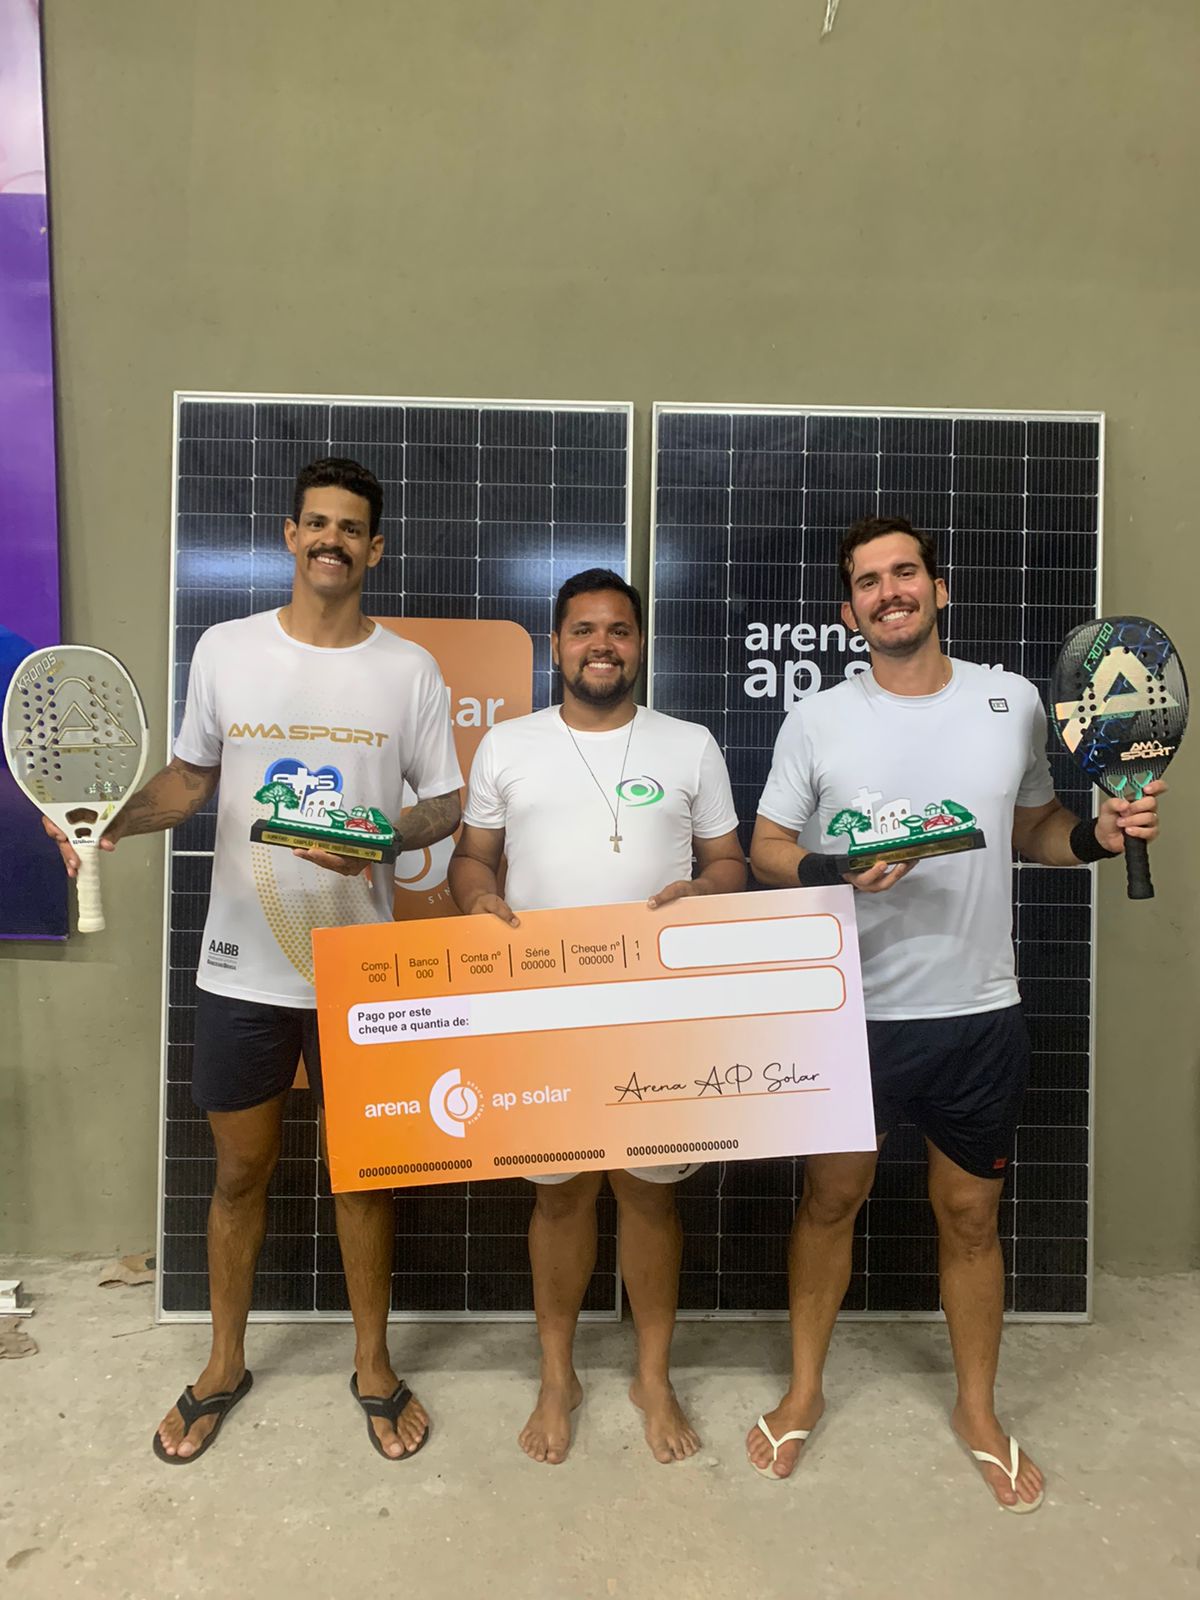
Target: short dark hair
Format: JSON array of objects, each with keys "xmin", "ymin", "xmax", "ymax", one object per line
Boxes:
[
  {"xmin": 553, "ymin": 568, "xmax": 644, "ymax": 634},
  {"xmin": 292, "ymin": 457, "xmax": 384, "ymax": 537},
  {"xmin": 839, "ymin": 515, "xmax": 940, "ymax": 592}
]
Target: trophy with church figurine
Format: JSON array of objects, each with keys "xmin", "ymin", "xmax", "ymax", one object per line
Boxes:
[{"xmin": 827, "ymin": 787, "xmax": 986, "ymax": 872}]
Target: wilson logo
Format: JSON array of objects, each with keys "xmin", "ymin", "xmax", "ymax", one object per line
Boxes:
[{"xmin": 227, "ymin": 722, "xmax": 389, "ymax": 748}]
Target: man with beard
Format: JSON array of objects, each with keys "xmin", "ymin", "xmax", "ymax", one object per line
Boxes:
[
  {"xmin": 449, "ymin": 568, "xmax": 745, "ymax": 1466},
  {"xmin": 46, "ymin": 458, "xmax": 463, "ymax": 1465},
  {"xmin": 745, "ymin": 516, "xmax": 1162, "ymax": 1511}
]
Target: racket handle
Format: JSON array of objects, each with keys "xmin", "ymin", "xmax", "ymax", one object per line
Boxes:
[
  {"xmin": 1124, "ymin": 837, "xmax": 1154, "ymax": 901},
  {"xmin": 75, "ymin": 844, "xmax": 106, "ymax": 932}
]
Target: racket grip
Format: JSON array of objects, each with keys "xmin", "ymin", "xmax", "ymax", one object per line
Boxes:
[
  {"xmin": 75, "ymin": 844, "xmax": 106, "ymax": 932},
  {"xmin": 1123, "ymin": 838, "xmax": 1154, "ymax": 901}
]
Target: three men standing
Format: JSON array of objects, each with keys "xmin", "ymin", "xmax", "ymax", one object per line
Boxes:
[{"xmin": 47, "ymin": 483, "xmax": 1160, "ymax": 1501}]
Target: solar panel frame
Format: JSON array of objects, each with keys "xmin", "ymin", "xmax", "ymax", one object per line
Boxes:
[
  {"xmin": 650, "ymin": 402, "xmax": 1103, "ymax": 1324},
  {"xmin": 157, "ymin": 391, "xmax": 633, "ymax": 1324}
]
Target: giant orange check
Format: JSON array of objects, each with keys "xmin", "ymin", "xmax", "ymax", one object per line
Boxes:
[{"xmin": 313, "ymin": 887, "xmax": 875, "ymax": 1191}]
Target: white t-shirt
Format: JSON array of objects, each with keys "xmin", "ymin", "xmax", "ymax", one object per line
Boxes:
[
  {"xmin": 175, "ymin": 611, "xmax": 462, "ymax": 1007},
  {"xmin": 463, "ymin": 705, "xmax": 739, "ymax": 912},
  {"xmin": 757, "ymin": 660, "xmax": 1055, "ymax": 1020}
]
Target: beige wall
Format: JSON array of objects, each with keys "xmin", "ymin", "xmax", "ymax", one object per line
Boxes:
[{"xmin": 3, "ymin": 0, "xmax": 1196, "ymax": 1270}]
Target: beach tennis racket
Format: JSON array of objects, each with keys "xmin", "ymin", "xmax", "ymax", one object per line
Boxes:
[
  {"xmin": 1050, "ymin": 616, "xmax": 1187, "ymax": 901},
  {"xmin": 2, "ymin": 645, "xmax": 149, "ymax": 932}
]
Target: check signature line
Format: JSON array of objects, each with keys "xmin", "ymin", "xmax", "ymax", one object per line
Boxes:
[{"xmin": 605, "ymin": 1087, "xmax": 830, "ymax": 1108}]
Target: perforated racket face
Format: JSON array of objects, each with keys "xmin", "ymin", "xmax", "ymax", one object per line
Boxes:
[
  {"xmin": 1, "ymin": 646, "xmax": 149, "ymax": 843},
  {"xmin": 1050, "ymin": 616, "xmax": 1188, "ymax": 799}
]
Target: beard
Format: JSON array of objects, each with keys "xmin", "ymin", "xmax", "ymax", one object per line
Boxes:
[{"xmin": 560, "ymin": 660, "xmax": 637, "ymax": 707}]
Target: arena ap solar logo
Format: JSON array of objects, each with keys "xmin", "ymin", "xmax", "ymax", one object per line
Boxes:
[
  {"xmin": 616, "ymin": 775, "xmax": 664, "ymax": 807},
  {"xmin": 428, "ymin": 1068, "xmax": 483, "ymax": 1139}
]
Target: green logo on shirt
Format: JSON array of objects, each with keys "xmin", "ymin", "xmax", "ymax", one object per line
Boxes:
[{"xmin": 616, "ymin": 776, "xmax": 665, "ymax": 807}]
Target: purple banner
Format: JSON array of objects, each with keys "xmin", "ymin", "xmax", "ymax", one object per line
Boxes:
[{"xmin": 0, "ymin": 0, "xmax": 66, "ymax": 938}]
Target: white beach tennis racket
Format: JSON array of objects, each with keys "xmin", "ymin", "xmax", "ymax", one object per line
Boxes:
[{"xmin": 2, "ymin": 645, "xmax": 149, "ymax": 933}]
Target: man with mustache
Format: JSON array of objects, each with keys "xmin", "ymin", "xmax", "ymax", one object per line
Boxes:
[
  {"xmin": 449, "ymin": 568, "xmax": 746, "ymax": 1465},
  {"xmin": 745, "ymin": 516, "xmax": 1162, "ymax": 1511},
  {"xmin": 46, "ymin": 458, "xmax": 463, "ymax": 1465}
]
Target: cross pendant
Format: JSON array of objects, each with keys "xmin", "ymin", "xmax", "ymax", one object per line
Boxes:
[{"xmin": 610, "ymin": 833, "xmax": 622, "ymax": 853}]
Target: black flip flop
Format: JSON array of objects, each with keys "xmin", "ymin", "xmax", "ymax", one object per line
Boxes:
[
  {"xmin": 349, "ymin": 1373, "xmax": 431, "ymax": 1461},
  {"xmin": 151, "ymin": 1370, "xmax": 254, "ymax": 1465}
]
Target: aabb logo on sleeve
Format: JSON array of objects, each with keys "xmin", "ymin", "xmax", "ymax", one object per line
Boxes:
[{"xmin": 206, "ymin": 938, "xmax": 240, "ymax": 970}]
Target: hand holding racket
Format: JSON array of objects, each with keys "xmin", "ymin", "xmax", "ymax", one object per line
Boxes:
[
  {"xmin": 1050, "ymin": 616, "xmax": 1187, "ymax": 900},
  {"xmin": 2, "ymin": 646, "xmax": 149, "ymax": 932}
]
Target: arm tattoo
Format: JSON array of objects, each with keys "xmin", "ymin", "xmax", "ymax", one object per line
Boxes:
[
  {"xmin": 398, "ymin": 791, "xmax": 462, "ymax": 852},
  {"xmin": 116, "ymin": 758, "xmax": 219, "ymax": 837}
]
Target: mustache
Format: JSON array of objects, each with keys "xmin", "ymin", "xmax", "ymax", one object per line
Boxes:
[{"xmin": 308, "ymin": 546, "xmax": 351, "ymax": 565}]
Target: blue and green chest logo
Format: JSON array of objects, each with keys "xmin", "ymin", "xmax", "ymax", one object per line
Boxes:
[{"xmin": 616, "ymin": 776, "xmax": 665, "ymax": 807}]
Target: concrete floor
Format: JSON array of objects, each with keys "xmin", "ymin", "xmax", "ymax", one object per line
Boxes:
[{"xmin": 2, "ymin": 1260, "xmax": 1198, "ymax": 1600}]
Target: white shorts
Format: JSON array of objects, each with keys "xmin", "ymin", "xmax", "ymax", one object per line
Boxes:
[{"xmin": 528, "ymin": 1163, "xmax": 702, "ymax": 1187}]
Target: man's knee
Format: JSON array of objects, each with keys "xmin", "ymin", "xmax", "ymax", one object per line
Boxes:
[
  {"xmin": 801, "ymin": 1156, "xmax": 875, "ymax": 1228},
  {"xmin": 608, "ymin": 1169, "xmax": 677, "ymax": 1217},
  {"xmin": 213, "ymin": 1148, "xmax": 276, "ymax": 1205},
  {"xmin": 933, "ymin": 1193, "xmax": 999, "ymax": 1259},
  {"xmin": 803, "ymin": 1185, "xmax": 867, "ymax": 1229},
  {"xmin": 532, "ymin": 1172, "xmax": 603, "ymax": 1219}
]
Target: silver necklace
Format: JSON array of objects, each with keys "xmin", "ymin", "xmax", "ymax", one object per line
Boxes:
[{"xmin": 562, "ymin": 709, "xmax": 637, "ymax": 853}]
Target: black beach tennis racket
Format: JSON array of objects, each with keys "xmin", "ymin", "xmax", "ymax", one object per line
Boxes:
[
  {"xmin": 2, "ymin": 645, "xmax": 149, "ymax": 932},
  {"xmin": 1050, "ymin": 616, "xmax": 1187, "ymax": 900}
]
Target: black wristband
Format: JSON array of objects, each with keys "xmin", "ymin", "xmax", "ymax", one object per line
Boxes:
[
  {"xmin": 1069, "ymin": 817, "xmax": 1120, "ymax": 864},
  {"xmin": 797, "ymin": 852, "xmax": 849, "ymax": 888}
]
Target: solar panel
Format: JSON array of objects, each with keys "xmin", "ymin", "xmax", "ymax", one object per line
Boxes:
[
  {"xmin": 160, "ymin": 393, "xmax": 632, "ymax": 1321},
  {"xmin": 651, "ymin": 404, "xmax": 1101, "ymax": 1321}
]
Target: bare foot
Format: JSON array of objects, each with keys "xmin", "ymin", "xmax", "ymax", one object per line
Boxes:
[
  {"xmin": 952, "ymin": 1405, "xmax": 1044, "ymax": 1510},
  {"xmin": 629, "ymin": 1377, "xmax": 700, "ymax": 1463},
  {"xmin": 156, "ymin": 1363, "xmax": 245, "ymax": 1460},
  {"xmin": 519, "ymin": 1373, "xmax": 583, "ymax": 1464},
  {"xmin": 355, "ymin": 1362, "xmax": 430, "ymax": 1459},
  {"xmin": 745, "ymin": 1392, "xmax": 825, "ymax": 1480}
]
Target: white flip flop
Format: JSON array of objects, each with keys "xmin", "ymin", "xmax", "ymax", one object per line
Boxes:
[
  {"xmin": 967, "ymin": 1435, "xmax": 1045, "ymax": 1514},
  {"xmin": 750, "ymin": 1414, "xmax": 814, "ymax": 1481}
]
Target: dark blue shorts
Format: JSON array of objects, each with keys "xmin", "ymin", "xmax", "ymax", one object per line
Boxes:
[
  {"xmin": 191, "ymin": 987, "xmax": 325, "ymax": 1113},
  {"xmin": 866, "ymin": 1004, "xmax": 1030, "ymax": 1180}
]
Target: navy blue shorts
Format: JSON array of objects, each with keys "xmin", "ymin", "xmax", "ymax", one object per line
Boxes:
[
  {"xmin": 191, "ymin": 988, "xmax": 325, "ymax": 1113},
  {"xmin": 866, "ymin": 1004, "xmax": 1030, "ymax": 1180}
]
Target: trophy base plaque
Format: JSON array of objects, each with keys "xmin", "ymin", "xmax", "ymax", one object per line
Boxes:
[
  {"xmin": 841, "ymin": 828, "xmax": 986, "ymax": 872},
  {"xmin": 250, "ymin": 813, "xmax": 399, "ymax": 865}
]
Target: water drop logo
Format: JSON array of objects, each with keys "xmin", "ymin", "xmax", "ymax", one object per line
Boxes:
[
  {"xmin": 428, "ymin": 1068, "xmax": 482, "ymax": 1138},
  {"xmin": 616, "ymin": 775, "xmax": 664, "ymax": 807}
]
